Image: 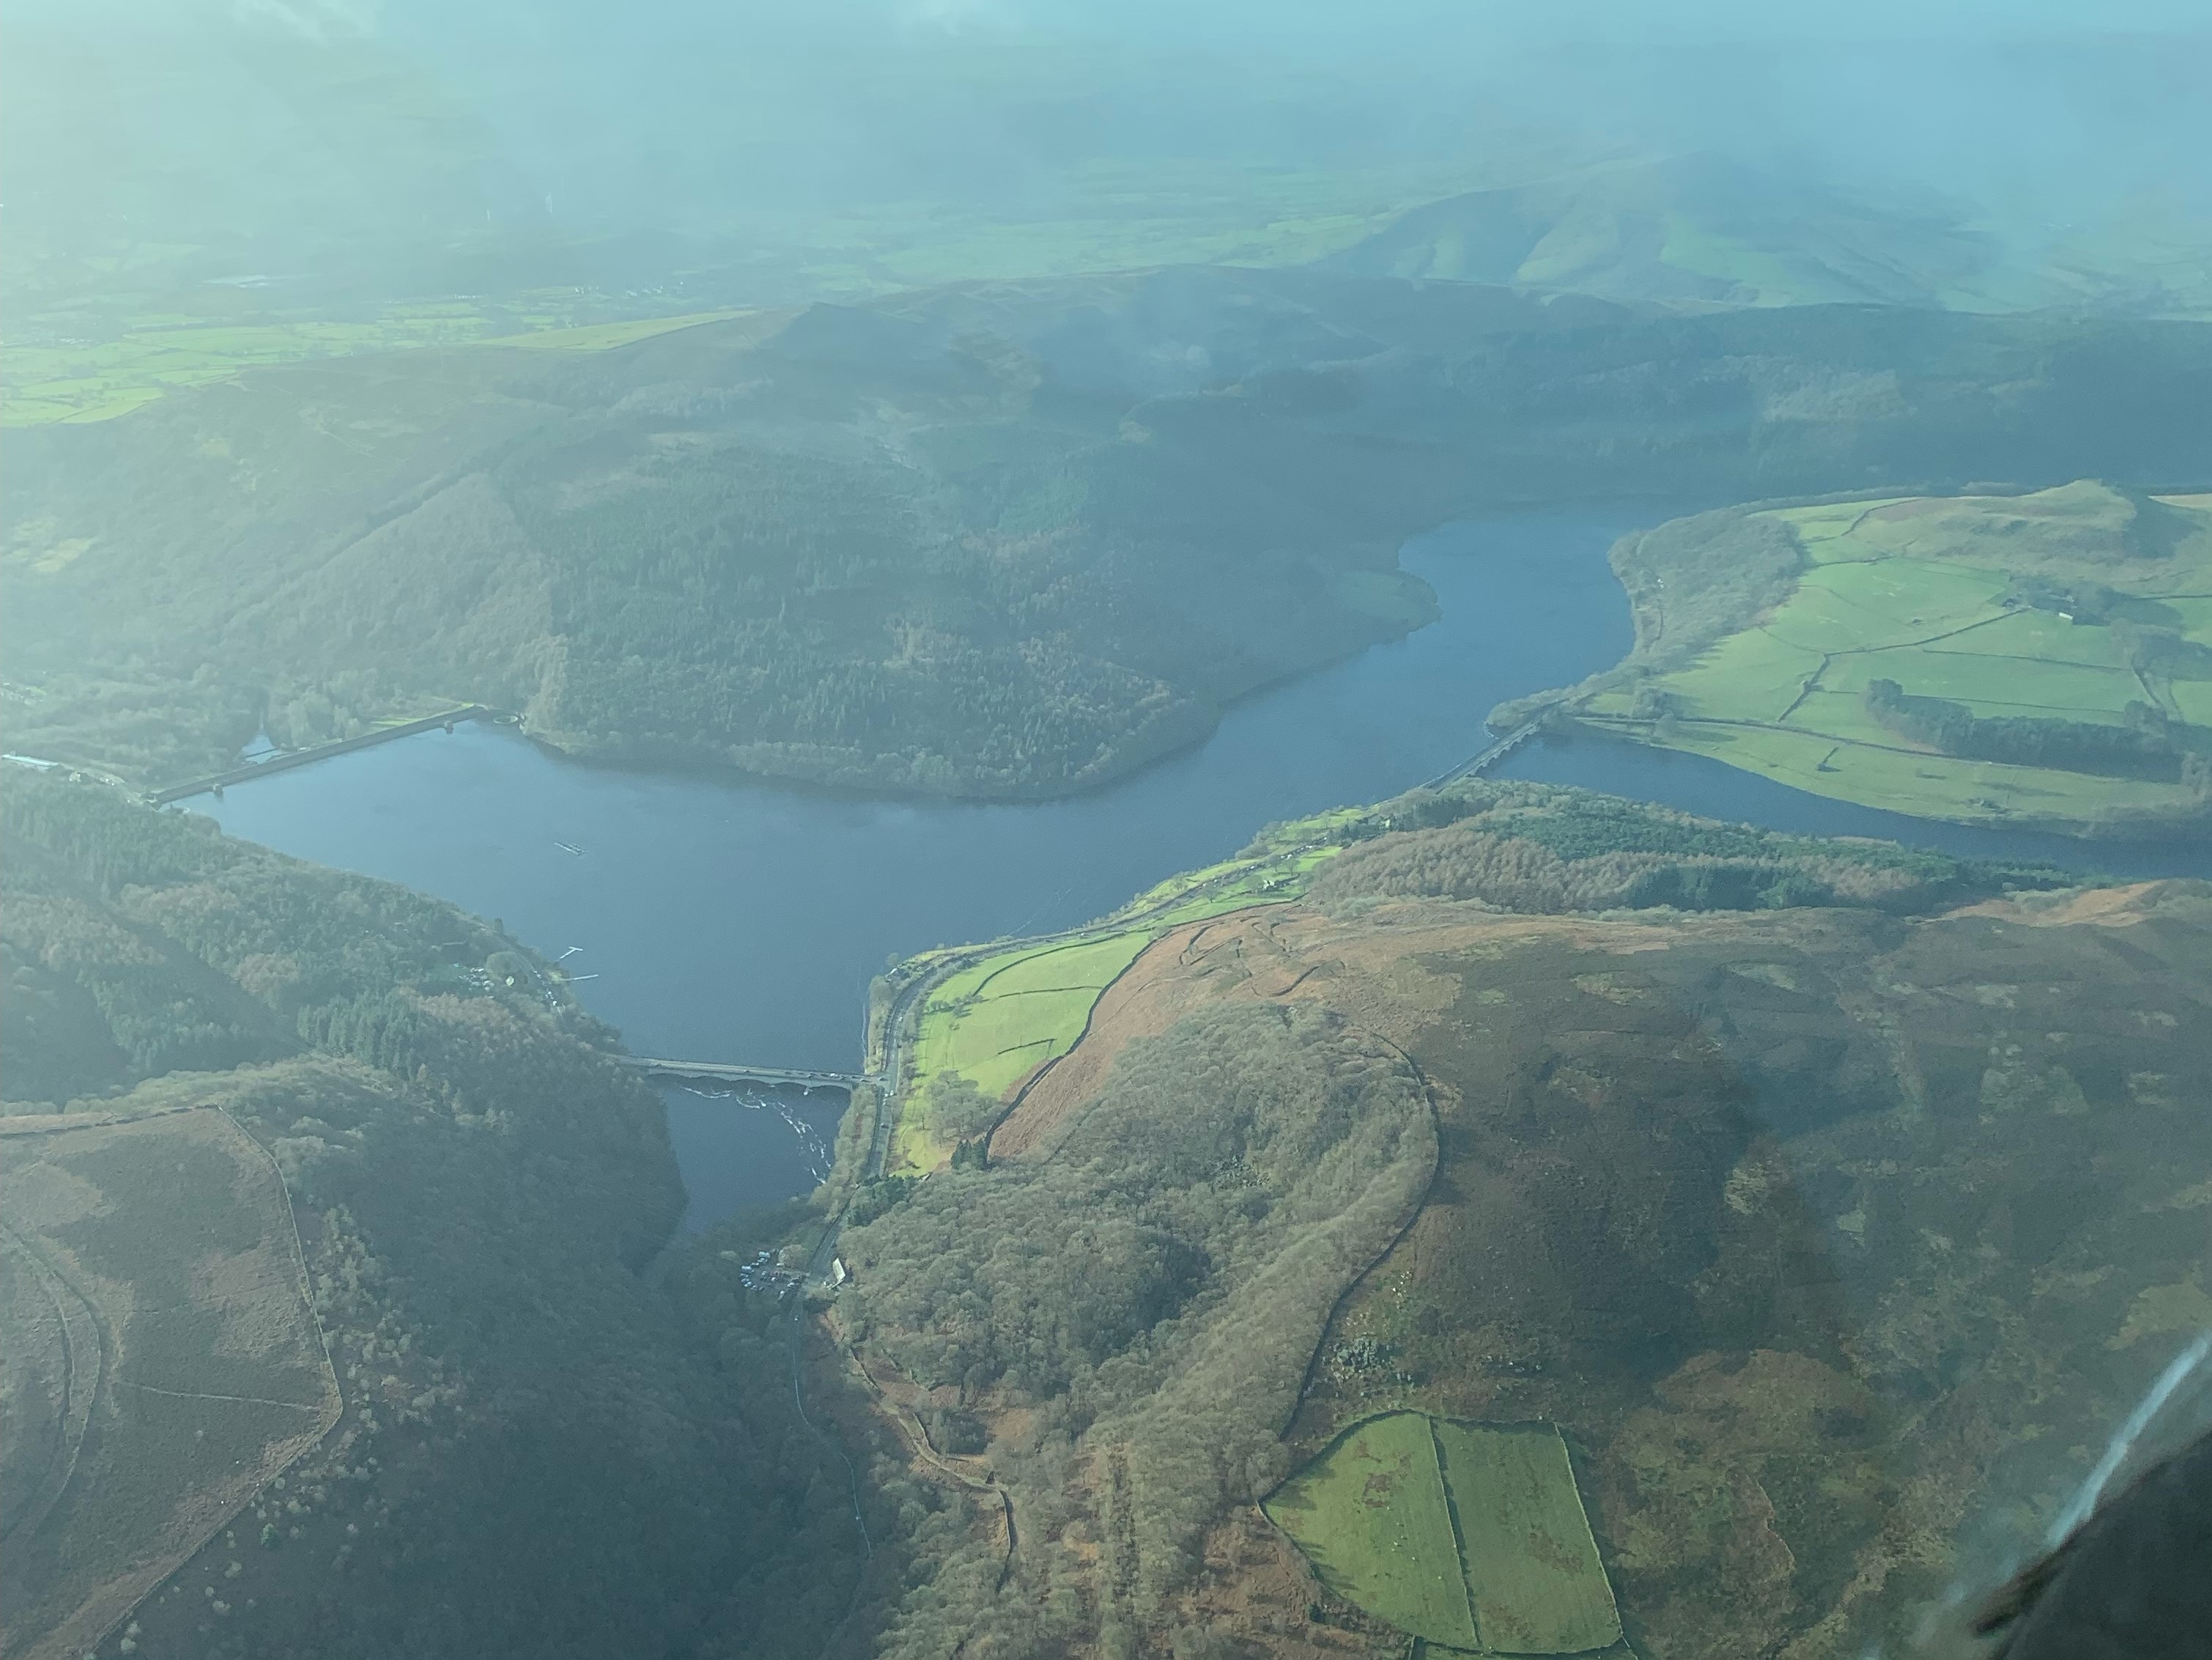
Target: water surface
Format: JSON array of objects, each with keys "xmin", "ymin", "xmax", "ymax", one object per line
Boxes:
[{"xmin": 199, "ymin": 510, "xmax": 2206, "ymax": 1224}]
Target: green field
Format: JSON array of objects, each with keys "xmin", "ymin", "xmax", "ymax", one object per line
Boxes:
[
  {"xmin": 887, "ymin": 808, "xmax": 1359, "ymax": 1171},
  {"xmin": 793, "ymin": 160, "xmax": 1418, "ymax": 295},
  {"xmin": 1263, "ymin": 1412, "xmax": 1621, "ymax": 1655},
  {"xmin": 1577, "ymin": 483, "xmax": 2212, "ymax": 833},
  {"xmin": 900, "ymin": 931, "xmax": 1156, "ymax": 1164},
  {"xmin": 892, "ymin": 926, "xmax": 1164, "ymax": 1172},
  {"xmin": 1435, "ymin": 1422, "xmax": 1622, "ymax": 1655},
  {"xmin": 1265, "ymin": 1412, "xmax": 1480, "ymax": 1648}
]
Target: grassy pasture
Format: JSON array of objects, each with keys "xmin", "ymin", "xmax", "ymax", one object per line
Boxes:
[
  {"xmin": 889, "ymin": 807, "xmax": 1355, "ymax": 1171},
  {"xmin": 3, "ymin": 157, "xmax": 1427, "ymax": 429},
  {"xmin": 0, "ymin": 1107, "xmax": 340, "ymax": 1660},
  {"xmin": 1642, "ymin": 716, "xmax": 2180, "ymax": 822},
  {"xmin": 736, "ymin": 157, "xmax": 1437, "ymax": 298},
  {"xmin": 488, "ymin": 309, "xmax": 751, "ymax": 352},
  {"xmin": 1646, "ymin": 629, "xmax": 1822, "ymax": 723},
  {"xmin": 1580, "ymin": 484, "xmax": 2212, "ymax": 833},
  {"xmin": 895, "ymin": 932, "xmax": 1155, "ymax": 1171},
  {"xmin": 1827, "ymin": 649, "xmax": 2139, "ymax": 720},
  {"xmin": 1263, "ymin": 1412, "xmax": 1479, "ymax": 1649},
  {"xmin": 1435, "ymin": 1421, "xmax": 1621, "ymax": 1656},
  {"xmin": 1264, "ymin": 1412, "xmax": 1623, "ymax": 1654},
  {"xmin": 913, "ymin": 934, "xmax": 1155, "ymax": 1100},
  {"xmin": 1784, "ymin": 497, "xmax": 1911, "ymax": 554}
]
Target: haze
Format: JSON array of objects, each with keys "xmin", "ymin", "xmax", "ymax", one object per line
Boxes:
[{"xmin": 9, "ymin": 0, "xmax": 2208, "ymax": 299}]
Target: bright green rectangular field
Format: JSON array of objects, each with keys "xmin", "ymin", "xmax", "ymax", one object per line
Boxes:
[{"xmin": 1437, "ymin": 1421, "xmax": 1622, "ymax": 1656}]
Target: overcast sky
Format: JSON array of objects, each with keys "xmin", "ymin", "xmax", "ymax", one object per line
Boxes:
[
  {"xmin": 374, "ymin": 0, "xmax": 2210, "ymax": 222},
  {"xmin": 8, "ymin": 0, "xmax": 2208, "ymax": 275}
]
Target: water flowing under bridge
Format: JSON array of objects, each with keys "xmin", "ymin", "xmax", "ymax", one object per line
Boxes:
[
  {"xmin": 618, "ymin": 1057, "xmax": 876, "ymax": 1093},
  {"xmin": 1419, "ymin": 720, "xmax": 1542, "ymax": 792}
]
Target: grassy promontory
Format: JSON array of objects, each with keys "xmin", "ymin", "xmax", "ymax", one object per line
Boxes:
[{"xmin": 1498, "ymin": 481, "xmax": 2212, "ymax": 836}]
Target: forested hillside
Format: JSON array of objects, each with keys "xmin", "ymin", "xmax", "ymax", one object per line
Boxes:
[
  {"xmin": 8, "ymin": 268, "xmax": 2211, "ymax": 794},
  {"xmin": 0, "ymin": 777, "xmax": 866, "ymax": 1659}
]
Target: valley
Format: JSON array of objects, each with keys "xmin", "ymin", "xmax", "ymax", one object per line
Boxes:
[
  {"xmin": 6, "ymin": 23, "xmax": 2212, "ymax": 1653},
  {"xmin": 10, "ymin": 271, "xmax": 2212, "ymax": 800}
]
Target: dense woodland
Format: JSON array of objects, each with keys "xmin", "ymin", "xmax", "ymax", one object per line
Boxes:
[
  {"xmin": 10, "ymin": 269, "xmax": 2212, "ymax": 794},
  {"xmin": 1301, "ymin": 778, "xmax": 2070, "ymax": 916},
  {"xmin": 1863, "ymin": 676, "xmax": 2212, "ymax": 787},
  {"xmin": 1, "ymin": 776, "xmax": 870, "ymax": 1659}
]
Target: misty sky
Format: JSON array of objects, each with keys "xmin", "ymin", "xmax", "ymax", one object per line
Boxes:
[
  {"xmin": 382, "ymin": 0, "xmax": 2212, "ymax": 230},
  {"xmin": 7, "ymin": 0, "xmax": 2208, "ymax": 288}
]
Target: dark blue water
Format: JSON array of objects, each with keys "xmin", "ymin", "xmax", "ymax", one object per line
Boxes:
[{"xmin": 197, "ymin": 511, "xmax": 2207, "ymax": 1225}]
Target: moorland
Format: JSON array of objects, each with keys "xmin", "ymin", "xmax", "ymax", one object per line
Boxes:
[
  {"xmin": 1, "ymin": 1107, "xmax": 340, "ymax": 1660},
  {"xmin": 814, "ymin": 777, "xmax": 2212, "ymax": 1659},
  {"xmin": 1506, "ymin": 481, "xmax": 2212, "ymax": 836},
  {"xmin": 1321, "ymin": 153, "xmax": 2059, "ymax": 312},
  {"xmin": 10, "ymin": 709, "xmax": 2212, "ymax": 1660}
]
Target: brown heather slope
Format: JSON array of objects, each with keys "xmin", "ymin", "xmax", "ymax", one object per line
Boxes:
[
  {"xmin": 0, "ymin": 1107, "xmax": 341, "ymax": 1660},
  {"xmin": 835, "ymin": 875, "xmax": 2212, "ymax": 1660}
]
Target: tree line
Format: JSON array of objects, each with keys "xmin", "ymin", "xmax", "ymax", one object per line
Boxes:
[
  {"xmin": 1864, "ymin": 677, "xmax": 2209, "ymax": 786},
  {"xmin": 1298, "ymin": 779, "xmax": 2070, "ymax": 917}
]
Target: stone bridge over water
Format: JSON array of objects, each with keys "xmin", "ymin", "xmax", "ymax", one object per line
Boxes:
[{"xmin": 618, "ymin": 1057, "xmax": 876, "ymax": 1094}]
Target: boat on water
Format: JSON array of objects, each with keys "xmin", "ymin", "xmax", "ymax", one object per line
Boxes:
[{"xmin": 553, "ymin": 840, "xmax": 585, "ymax": 855}]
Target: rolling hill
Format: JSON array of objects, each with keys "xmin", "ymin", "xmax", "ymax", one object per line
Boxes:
[
  {"xmin": 0, "ymin": 773, "xmax": 866, "ymax": 1659},
  {"xmin": 1321, "ymin": 154, "xmax": 2209, "ymax": 316},
  {"xmin": 818, "ymin": 778, "xmax": 2212, "ymax": 1657}
]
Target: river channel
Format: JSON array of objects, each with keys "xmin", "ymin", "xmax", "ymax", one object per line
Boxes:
[{"xmin": 200, "ymin": 511, "xmax": 2212, "ymax": 1228}]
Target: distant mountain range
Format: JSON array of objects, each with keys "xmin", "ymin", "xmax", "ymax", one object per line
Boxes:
[{"xmin": 1321, "ymin": 154, "xmax": 2212, "ymax": 317}]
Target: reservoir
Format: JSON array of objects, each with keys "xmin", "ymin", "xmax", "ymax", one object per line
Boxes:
[{"xmin": 199, "ymin": 511, "xmax": 2212, "ymax": 1227}]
